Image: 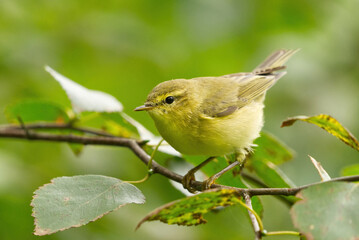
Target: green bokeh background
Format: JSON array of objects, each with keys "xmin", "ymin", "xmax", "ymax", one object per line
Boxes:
[{"xmin": 1, "ymin": 1, "xmax": 359, "ymax": 239}]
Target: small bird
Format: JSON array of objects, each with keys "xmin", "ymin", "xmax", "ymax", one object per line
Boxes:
[{"xmin": 135, "ymin": 49, "xmax": 299, "ymax": 192}]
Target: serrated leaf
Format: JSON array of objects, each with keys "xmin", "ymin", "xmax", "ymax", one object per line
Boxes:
[
  {"xmin": 137, "ymin": 189, "xmax": 242, "ymax": 229},
  {"xmin": 45, "ymin": 66, "xmax": 123, "ymax": 113},
  {"xmin": 281, "ymin": 114, "xmax": 359, "ymax": 152},
  {"xmin": 251, "ymin": 131, "xmax": 294, "ymax": 165},
  {"xmin": 341, "ymin": 164, "xmax": 359, "ymax": 177},
  {"xmin": 291, "ymin": 182, "xmax": 359, "ymax": 240},
  {"xmin": 31, "ymin": 175, "xmax": 145, "ymax": 235},
  {"xmin": 5, "ymin": 100, "xmax": 69, "ymax": 123}
]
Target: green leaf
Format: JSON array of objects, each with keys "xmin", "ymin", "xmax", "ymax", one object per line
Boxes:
[
  {"xmin": 101, "ymin": 112, "xmax": 140, "ymax": 138},
  {"xmin": 136, "ymin": 189, "xmax": 242, "ymax": 229},
  {"xmin": 291, "ymin": 182, "xmax": 359, "ymax": 240},
  {"xmin": 73, "ymin": 112, "xmax": 139, "ymax": 138},
  {"xmin": 68, "ymin": 143, "xmax": 84, "ymax": 156},
  {"xmin": 5, "ymin": 100, "xmax": 69, "ymax": 123},
  {"xmin": 341, "ymin": 164, "xmax": 359, "ymax": 177},
  {"xmin": 247, "ymin": 156, "xmax": 297, "ymax": 203},
  {"xmin": 65, "ymin": 131, "xmax": 85, "ymax": 156},
  {"xmin": 251, "ymin": 131, "xmax": 294, "ymax": 165},
  {"xmin": 246, "ymin": 132, "xmax": 296, "ymax": 202},
  {"xmin": 250, "ymin": 196, "xmax": 263, "ymax": 219},
  {"xmin": 281, "ymin": 114, "xmax": 359, "ymax": 152},
  {"xmin": 31, "ymin": 175, "xmax": 145, "ymax": 236},
  {"xmin": 248, "ymin": 157, "xmax": 295, "ymax": 188}
]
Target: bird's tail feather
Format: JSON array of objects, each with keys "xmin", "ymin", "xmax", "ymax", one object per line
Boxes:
[{"xmin": 253, "ymin": 49, "xmax": 300, "ymax": 75}]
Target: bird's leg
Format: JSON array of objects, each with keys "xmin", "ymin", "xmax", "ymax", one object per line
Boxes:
[
  {"xmin": 202, "ymin": 161, "xmax": 240, "ymax": 190},
  {"xmin": 237, "ymin": 150, "xmax": 248, "ymax": 174},
  {"xmin": 202, "ymin": 151, "xmax": 247, "ymax": 190},
  {"xmin": 182, "ymin": 156, "xmax": 216, "ymax": 193}
]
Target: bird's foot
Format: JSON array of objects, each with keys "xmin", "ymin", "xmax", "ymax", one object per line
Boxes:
[
  {"xmin": 182, "ymin": 169, "xmax": 198, "ymax": 193},
  {"xmin": 201, "ymin": 176, "xmax": 216, "ymax": 191}
]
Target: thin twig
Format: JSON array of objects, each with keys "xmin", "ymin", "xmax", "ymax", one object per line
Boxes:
[
  {"xmin": 0, "ymin": 127, "xmax": 136, "ymax": 146},
  {"xmin": 6, "ymin": 122, "xmax": 116, "ymax": 137},
  {"xmin": 0, "ymin": 124, "xmax": 359, "ymax": 196}
]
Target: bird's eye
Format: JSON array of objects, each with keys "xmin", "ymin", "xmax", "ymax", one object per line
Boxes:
[{"xmin": 165, "ymin": 96, "xmax": 175, "ymax": 104}]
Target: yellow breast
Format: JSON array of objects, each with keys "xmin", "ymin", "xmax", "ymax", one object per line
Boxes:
[{"xmin": 150, "ymin": 100, "xmax": 264, "ymax": 156}]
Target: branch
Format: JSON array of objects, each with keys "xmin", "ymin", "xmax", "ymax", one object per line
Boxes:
[
  {"xmin": 4, "ymin": 122, "xmax": 116, "ymax": 137},
  {"xmin": 1, "ymin": 124, "xmax": 359, "ymax": 196},
  {"xmin": 241, "ymin": 172, "xmax": 293, "ymax": 206}
]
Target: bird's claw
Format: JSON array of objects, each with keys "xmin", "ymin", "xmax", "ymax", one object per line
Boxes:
[
  {"xmin": 182, "ymin": 171, "xmax": 217, "ymax": 193},
  {"xmin": 182, "ymin": 170, "xmax": 197, "ymax": 193},
  {"xmin": 202, "ymin": 176, "xmax": 216, "ymax": 191}
]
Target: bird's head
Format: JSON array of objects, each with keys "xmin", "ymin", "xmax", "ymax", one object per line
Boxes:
[{"xmin": 134, "ymin": 79, "xmax": 196, "ymax": 121}]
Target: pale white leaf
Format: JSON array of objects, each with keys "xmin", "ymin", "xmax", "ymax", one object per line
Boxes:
[
  {"xmin": 45, "ymin": 66, "xmax": 123, "ymax": 113},
  {"xmin": 309, "ymin": 155, "xmax": 331, "ymax": 181}
]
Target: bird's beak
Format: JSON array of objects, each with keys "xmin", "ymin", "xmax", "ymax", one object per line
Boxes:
[{"xmin": 134, "ymin": 104, "xmax": 153, "ymax": 111}]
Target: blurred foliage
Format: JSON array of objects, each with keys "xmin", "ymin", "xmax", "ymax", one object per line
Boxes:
[
  {"xmin": 291, "ymin": 182, "xmax": 359, "ymax": 239},
  {"xmin": 5, "ymin": 100, "xmax": 69, "ymax": 123},
  {"xmin": 1, "ymin": 0, "xmax": 359, "ymax": 239}
]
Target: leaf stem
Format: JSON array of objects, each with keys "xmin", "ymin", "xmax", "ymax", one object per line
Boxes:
[
  {"xmin": 125, "ymin": 172, "xmax": 151, "ymax": 184},
  {"xmin": 263, "ymin": 230, "xmax": 301, "ymax": 237},
  {"xmin": 147, "ymin": 139, "xmax": 164, "ymax": 169},
  {"xmin": 125, "ymin": 139, "xmax": 163, "ymax": 184}
]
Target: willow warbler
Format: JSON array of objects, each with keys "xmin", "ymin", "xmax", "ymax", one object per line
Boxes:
[{"xmin": 135, "ymin": 49, "xmax": 298, "ymax": 192}]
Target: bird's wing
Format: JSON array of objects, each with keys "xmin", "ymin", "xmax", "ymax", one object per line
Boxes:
[
  {"xmin": 199, "ymin": 49, "xmax": 299, "ymax": 118},
  {"xmin": 200, "ymin": 74, "xmax": 282, "ymax": 118}
]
